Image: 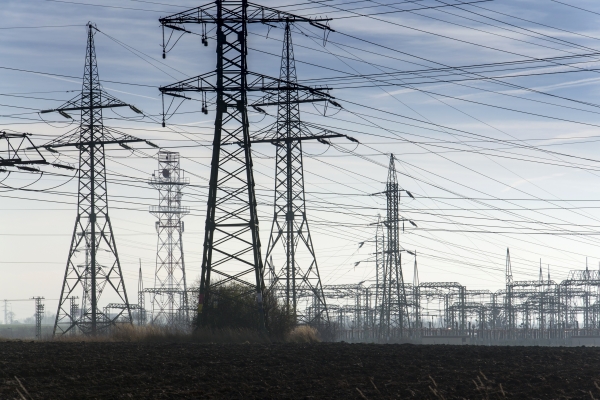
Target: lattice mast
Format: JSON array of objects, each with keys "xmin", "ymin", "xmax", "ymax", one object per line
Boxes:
[
  {"xmin": 46, "ymin": 24, "xmax": 151, "ymax": 336},
  {"xmin": 505, "ymin": 248, "xmax": 514, "ymax": 331},
  {"xmin": 159, "ymin": 1, "xmax": 333, "ymax": 329},
  {"xmin": 381, "ymin": 154, "xmax": 410, "ymax": 337},
  {"xmin": 374, "ymin": 215, "xmax": 385, "ymax": 332},
  {"xmin": 263, "ymin": 22, "xmax": 327, "ymax": 325},
  {"xmin": 413, "ymin": 252, "xmax": 420, "ymax": 333},
  {"xmin": 32, "ymin": 297, "xmax": 45, "ymax": 340},
  {"xmin": 149, "ymin": 150, "xmax": 190, "ymax": 325},
  {"xmin": 138, "ymin": 261, "xmax": 146, "ymax": 326}
]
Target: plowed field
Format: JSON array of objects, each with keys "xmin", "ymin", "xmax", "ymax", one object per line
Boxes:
[{"xmin": 1, "ymin": 341, "xmax": 599, "ymax": 399}]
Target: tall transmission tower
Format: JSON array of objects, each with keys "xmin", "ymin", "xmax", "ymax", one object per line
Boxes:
[
  {"xmin": 148, "ymin": 150, "xmax": 189, "ymax": 325},
  {"xmin": 41, "ymin": 24, "xmax": 154, "ymax": 336},
  {"xmin": 159, "ymin": 1, "xmax": 335, "ymax": 329},
  {"xmin": 378, "ymin": 154, "xmax": 414, "ymax": 338},
  {"xmin": 263, "ymin": 22, "xmax": 329, "ymax": 325}
]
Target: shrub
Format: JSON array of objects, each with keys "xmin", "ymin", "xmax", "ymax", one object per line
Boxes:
[
  {"xmin": 193, "ymin": 283, "xmax": 295, "ymax": 340},
  {"xmin": 286, "ymin": 325, "xmax": 321, "ymax": 343}
]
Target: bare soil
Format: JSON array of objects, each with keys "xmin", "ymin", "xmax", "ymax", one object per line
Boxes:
[{"xmin": 0, "ymin": 341, "xmax": 599, "ymax": 399}]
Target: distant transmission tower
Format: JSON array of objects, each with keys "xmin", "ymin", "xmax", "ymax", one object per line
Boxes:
[
  {"xmin": 378, "ymin": 154, "xmax": 414, "ymax": 338},
  {"xmin": 373, "ymin": 215, "xmax": 385, "ymax": 333},
  {"xmin": 148, "ymin": 150, "xmax": 189, "ymax": 325},
  {"xmin": 138, "ymin": 261, "xmax": 146, "ymax": 326},
  {"xmin": 263, "ymin": 22, "xmax": 330, "ymax": 326},
  {"xmin": 505, "ymin": 248, "xmax": 514, "ymax": 332},
  {"xmin": 159, "ymin": 2, "xmax": 335, "ymax": 329},
  {"xmin": 42, "ymin": 23, "xmax": 153, "ymax": 336},
  {"xmin": 32, "ymin": 297, "xmax": 45, "ymax": 340}
]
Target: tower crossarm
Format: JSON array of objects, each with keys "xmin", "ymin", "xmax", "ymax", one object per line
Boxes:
[
  {"xmin": 1, "ymin": 132, "xmax": 76, "ymax": 170},
  {"xmin": 0, "ymin": 132, "xmax": 46, "ymax": 168},
  {"xmin": 160, "ymin": 71, "xmax": 332, "ymax": 98},
  {"xmin": 159, "ymin": 2, "xmax": 332, "ymax": 30}
]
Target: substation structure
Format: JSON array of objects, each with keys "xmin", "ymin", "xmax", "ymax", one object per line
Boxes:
[
  {"xmin": 317, "ymin": 266, "xmax": 600, "ymax": 344},
  {"xmin": 306, "ymin": 154, "xmax": 600, "ymax": 344}
]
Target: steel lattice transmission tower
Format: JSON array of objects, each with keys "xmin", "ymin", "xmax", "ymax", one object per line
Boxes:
[
  {"xmin": 148, "ymin": 150, "xmax": 190, "ymax": 325},
  {"xmin": 42, "ymin": 24, "xmax": 154, "ymax": 336},
  {"xmin": 263, "ymin": 22, "xmax": 328, "ymax": 325},
  {"xmin": 378, "ymin": 154, "xmax": 413, "ymax": 338},
  {"xmin": 138, "ymin": 261, "xmax": 146, "ymax": 326},
  {"xmin": 159, "ymin": 1, "xmax": 334, "ymax": 329},
  {"xmin": 32, "ymin": 297, "xmax": 45, "ymax": 340},
  {"xmin": 373, "ymin": 215, "xmax": 385, "ymax": 333}
]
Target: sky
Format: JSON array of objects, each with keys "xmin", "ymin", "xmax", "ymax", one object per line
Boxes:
[{"xmin": 2, "ymin": 0, "xmax": 600, "ymax": 322}]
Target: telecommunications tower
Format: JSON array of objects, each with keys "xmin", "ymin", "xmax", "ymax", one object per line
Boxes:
[
  {"xmin": 42, "ymin": 24, "xmax": 154, "ymax": 336},
  {"xmin": 148, "ymin": 150, "xmax": 190, "ymax": 325},
  {"xmin": 158, "ymin": 1, "xmax": 336, "ymax": 328}
]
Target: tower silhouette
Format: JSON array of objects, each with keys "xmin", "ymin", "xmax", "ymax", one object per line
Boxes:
[
  {"xmin": 159, "ymin": 1, "xmax": 334, "ymax": 329},
  {"xmin": 148, "ymin": 150, "xmax": 189, "ymax": 325},
  {"xmin": 43, "ymin": 24, "xmax": 151, "ymax": 335},
  {"xmin": 263, "ymin": 22, "xmax": 328, "ymax": 325},
  {"xmin": 378, "ymin": 155, "xmax": 410, "ymax": 338}
]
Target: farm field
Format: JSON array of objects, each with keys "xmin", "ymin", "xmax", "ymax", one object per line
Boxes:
[{"xmin": 0, "ymin": 341, "xmax": 599, "ymax": 399}]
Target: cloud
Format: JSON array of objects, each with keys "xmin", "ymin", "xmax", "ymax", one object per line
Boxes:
[{"xmin": 502, "ymin": 173, "xmax": 566, "ymax": 192}]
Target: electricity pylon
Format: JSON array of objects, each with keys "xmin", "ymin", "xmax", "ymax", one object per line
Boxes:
[
  {"xmin": 159, "ymin": 1, "xmax": 335, "ymax": 329},
  {"xmin": 32, "ymin": 297, "xmax": 45, "ymax": 340},
  {"xmin": 138, "ymin": 261, "xmax": 146, "ymax": 326},
  {"xmin": 148, "ymin": 150, "xmax": 189, "ymax": 325},
  {"xmin": 378, "ymin": 154, "xmax": 414, "ymax": 339},
  {"xmin": 373, "ymin": 215, "xmax": 385, "ymax": 333},
  {"xmin": 263, "ymin": 22, "xmax": 329, "ymax": 326},
  {"xmin": 505, "ymin": 248, "xmax": 514, "ymax": 332},
  {"xmin": 42, "ymin": 23, "xmax": 154, "ymax": 336}
]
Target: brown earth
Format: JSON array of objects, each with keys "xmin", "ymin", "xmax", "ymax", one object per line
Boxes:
[{"xmin": 0, "ymin": 341, "xmax": 599, "ymax": 399}]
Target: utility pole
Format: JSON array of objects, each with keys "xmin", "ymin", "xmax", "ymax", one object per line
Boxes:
[
  {"xmin": 149, "ymin": 150, "xmax": 189, "ymax": 326},
  {"xmin": 40, "ymin": 23, "xmax": 155, "ymax": 336},
  {"xmin": 505, "ymin": 248, "xmax": 514, "ymax": 335},
  {"xmin": 263, "ymin": 22, "xmax": 332, "ymax": 327},
  {"xmin": 159, "ymin": 1, "xmax": 334, "ymax": 329}
]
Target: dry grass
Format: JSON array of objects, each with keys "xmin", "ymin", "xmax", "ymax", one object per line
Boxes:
[
  {"xmin": 285, "ymin": 325, "xmax": 321, "ymax": 343},
  {"xmin": 47, "ymin": 324, "xmax": 320, "ymax": 343},
  {"xmin": 47, "ymin": 324, "xmax": 272, "ymax": 344}
]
